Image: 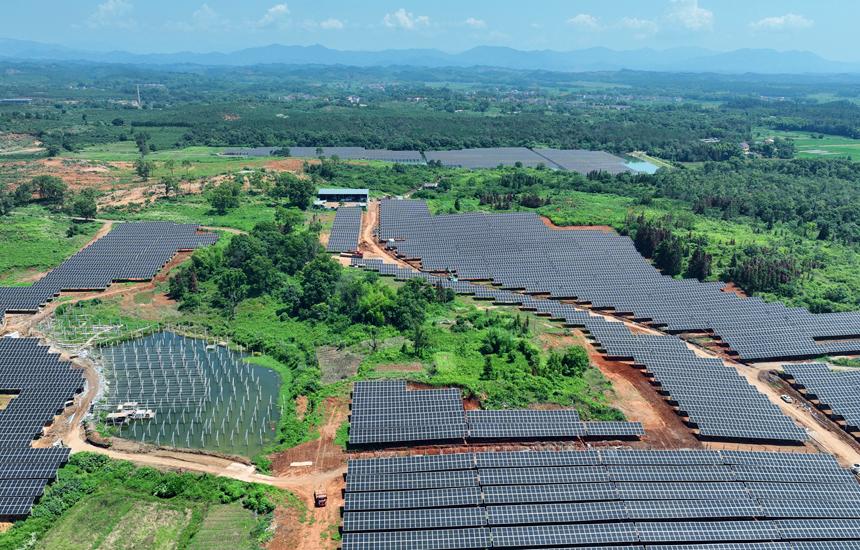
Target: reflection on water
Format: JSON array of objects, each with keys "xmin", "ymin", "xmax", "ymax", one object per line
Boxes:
[
  {"xmin": 102, "ymin": 332, "xmax": 281, "ymax": 457},
  {"xmin": 625, "ymin": 160, "xmax": 659, "ymax": 174}
]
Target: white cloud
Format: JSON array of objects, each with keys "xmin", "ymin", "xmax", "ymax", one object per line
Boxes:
[
  {"xmin": 531, "ymin": 23, "xmax": 541, "ymax": 28},
  {"xmin": 257, "ymin": 4, "xmax": 290, "ymax": 27},
  {"xmin": 320, "ymin": 18, "xmax": 345, "ymax": 30},
  {"xmin": 619, "ymin": 17, "xmax": 659, "ymax": 38},
  {"xmin": 464, "ymin": 18, "xmax": 486, "ymax": 29},
  {"xmin": 665, "ymin": 0, "xmax": 714, "ymax": 31},
  {"xmin": 567, "ymin": 14, "xmax": 601, "ymax": 31},
  {"xmin": 382, "ymin": 8, "xmax": 429, "ymax": 29},
  {"xmin": 749, "ymin": 13, "xmax": 814, "ymax": 31},
  {"xmin": 85, "ymin": 0, "xmax": 136, "ymax": 29}
]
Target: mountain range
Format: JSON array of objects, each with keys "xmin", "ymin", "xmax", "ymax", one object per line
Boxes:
[{"xmin": 1, "ymin": 38, "xmax": 859, "ymax": 75}]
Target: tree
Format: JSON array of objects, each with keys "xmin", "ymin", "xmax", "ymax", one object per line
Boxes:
[
  {"xmin": 300, "ymin": 254, "xmax": 343, "ymax": 309},
  {"xmin": 275, "ymin": 206, "xmax": 305, "ymax": 234},
  {"xmin": 111, "ymin": 117, "xmax": 125, "ymax": 126},
  {"xmin": 71, "ymin": 194, "xmax": 97, "ymax": 220},
  {"xmin": 161, "ymin": 176, "xmax": 180, "ymax": 197},
  {"xmin": 287, "ymin": 176, "xmax": 315, "ymax": 209},
  {"xmin": 163, "ymin": 159, "xmax": 176, "ymax": 175},
  {"xmin": 32, "ymin": 175, "xmax": 66, "ymax": 203},
  {"xmin": 560, "ymin": 346, "xmax": 589, "ymax": 378},
  {"xmin": 0, "ymin": 189, "xmax": 12, "ymax": 216},
  {"xmin": 454, "ymin": 198, "xmax": 460, "ymax": 211},
  {"xmin": 134, "ymin": 158, "xmax": 155, "ymax": 180},
  {"xmin": 134, "ymin": 132, "xmax": 151, "ymax": 156},
  {"xmin": 215, "ymin": 268, "xmax": 248, "ymax": 317},
  {"xmin": 688, "ymin": 246, "xmax": 713, "ymax": 281},
  {"xmin": 315, "ymin": 146, "xmax": 324, "ymax": 158},
  {"xmin": 181, "ymin": 159, "xmax": 193, "ymax": 173},
  {"xmin": 245, "ymin": 256, "xmax": 277, "ymax": 296},
  {"xmin": 818, "ymin": 223, "xmax": 831, "ymax": 241},
  {"xmin": 13, "ymin": 181, "xmax": 34, "ymax": 205},
  {"xmin": 208, "ymin": 181, "xmax": 240, "ymax": 214},
  {"xmin": 654, "ymin": 235, "xmax": 684, "ymax": 276}
]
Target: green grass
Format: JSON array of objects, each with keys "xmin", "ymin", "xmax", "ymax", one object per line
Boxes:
[
  {"xmin": 35, "ymin": 490, "xmax": 198, "ymax": 550},
  {"xmin": 334, "ymin": 420, "xmax": 350, "ymax": 451},
  {"xmin": 758, "ymin": 128, "xmax": 860, "ymax": 159},
  {"xmin": 186, "ymin": 505, "xmax": 256, "ymax": 550},
  {"xmin": 105, "ymin": 197, "xmax": 275, "ymax": 231},
  {"xmin": 0, "ymin": 210, "xmax": 102, "ymax": 284}
]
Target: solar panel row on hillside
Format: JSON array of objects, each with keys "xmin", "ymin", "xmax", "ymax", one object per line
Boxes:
[
  {"xmin": 348, "ymin": 381, "xmax": 644, "ymax": 445},
  {"xmin": 0, "ymin": 339, "xmax": 79, "ymax": 517},
  {"xmin": 373, "ymin": 199, "xmax": 857, "ymax": 362},
  {"xmin": 326, "ymin": 206, "xmax": 362, "ymax": 253},
  {"xmin": 0, "ymin": 222, "xmax": 218, "ymax": 324},
  {"xmin": 342, "ymin": 450, "xmax": 860, "ymax": 550}
]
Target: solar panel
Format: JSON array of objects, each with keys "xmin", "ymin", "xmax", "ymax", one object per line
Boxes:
[
  {"xmin": 341, "ymin": 527, "xmax": 491, "ymax": 550},
  {"xmin": 481, "ymin": 483, "xmax": 619, "ymax": 504},
  {"xmin": 774, "ymin": 519, "xmax": 860, "ymax": 539},
  {"xmin": 490, "ymin": 523, "xmax": 640, "ymax": 547},
  {"xmin": 635, "ymin": 520, "xmax": 781, "ymax": 542},
  {"xmin": 343, "ymin": 487, "xmax": 483, "ymax": 511},
  {"xmin": 347, "ymin": 454, "xmax": 475, "ymax": 475},
  {"xmin": 486, "ymin": 502, "xmax": 628, "ymax": 525},
  {"xmin": 342, "ymin": 507, "xmax": 486, "ymax": 532}
]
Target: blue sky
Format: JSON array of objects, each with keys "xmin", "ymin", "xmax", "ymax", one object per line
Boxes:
[{"xmin": 0, "ymin": 0, "xmax": 854, "ymax": 61}]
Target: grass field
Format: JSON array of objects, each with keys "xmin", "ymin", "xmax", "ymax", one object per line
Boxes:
[
  {"xmin": 757, "ymin": 128, "xmax": 860, "ymax": 158},
  {"xmin": 0, "ymin": 210, "xmax": 101, "ymax": 285},
  {"xmin": 35, "ymin": 490, "xmax": 199, "ymax": 550}
]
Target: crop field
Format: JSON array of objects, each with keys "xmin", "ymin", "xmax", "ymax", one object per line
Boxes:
[
  {"xmin": 760, "ymin": 129, "xmax": 860, "ymax": 158},
  {"xmin": 186, "ymin": 506, "xmax": 256, "ymax": 550},
  {"xmin": 35, "ymin": 490, "xmax": 199, "ymax": 550}
]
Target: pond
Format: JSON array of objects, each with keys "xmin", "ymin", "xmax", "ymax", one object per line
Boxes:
[
  {"xmin": 101, "ymin": 332, "xmax": 281, "ymax": 457},
  {"xmin": 624, "ymin": 160, "xmax": 659, "ymax": 174}
]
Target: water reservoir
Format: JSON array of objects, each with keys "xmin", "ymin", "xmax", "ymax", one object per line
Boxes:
[{"xmin": 101, "ymin": 332, "xmax": 281, "ymax": 457}]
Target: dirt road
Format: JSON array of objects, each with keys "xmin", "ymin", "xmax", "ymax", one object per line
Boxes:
[{"xmin": 358, "ymin": 199, "xmax": 413, "ymax": 268}]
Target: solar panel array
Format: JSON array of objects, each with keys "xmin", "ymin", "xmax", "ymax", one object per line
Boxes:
[
  {"xmin": 0, "ymin": 222, "xmax": 218, "ymax": 324},
  {"xmin": 782, "ymin": 363, "xmax": 860, "ymax": 434},
  {"xmin": 349, "ymin": 382, "xmax": 644, "ymax": 445},
  {"xmin": 220, "ymin": 147, "xmax": 637, "ymax": 173},
  {"xmin": 326, "ymin": 206, "xmax": 362, "ymax": 253},
  {"xmin": 535, "ymin": 149, "xmax": 636, "ymax": 175},
  {"xmin": 373, "ymin": 200, "xmax": 860, "ymax": 362},
  {"xmin": 352, "ymin": 252, "xmax": 807, "ymax": 443},
  {"xmin": 220, "ymin": 147, "xmax": 422, "ymax": 163},
  {"xmin": 0, "ymin": 338, "xmax": 78, "ymax": 516},
  {"xmin": 342, "ymin": 449, "xmax": 860, "ymax": 550}
]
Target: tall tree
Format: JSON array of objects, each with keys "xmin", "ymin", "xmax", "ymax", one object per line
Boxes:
[
  {"xmin": 32, "ymin": 175, "xmax": 66, "ymax": 203},
  {"xmin": 71, "ymin": 195, "xmax": 97, "ymax": 220},
  {"xmin": 215, "ymin": 268, "xmax": 248, "ymax": 318}
]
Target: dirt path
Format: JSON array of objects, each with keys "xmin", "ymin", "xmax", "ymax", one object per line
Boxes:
[
  {"xmin": 738, "ymin": 363, "xmax": 860, "ymax": 465},
  {"xmin": 358, "ymin": 199, "xmax": 413, "ymax": 268}
]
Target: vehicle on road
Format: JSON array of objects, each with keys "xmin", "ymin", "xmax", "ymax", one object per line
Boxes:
[{"xmin": 781, "ymin": 395, "xmax": 793, "ymax": 403}]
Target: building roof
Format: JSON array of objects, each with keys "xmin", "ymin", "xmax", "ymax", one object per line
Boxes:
[{"xmin": 318, "ymin": 188, "xmax": 370, "ymax": 195}]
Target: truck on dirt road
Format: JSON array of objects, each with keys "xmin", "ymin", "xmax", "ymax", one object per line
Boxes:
[{"xmin": 314, "ymin": 488, "xmax": 327, "ymax": 507}]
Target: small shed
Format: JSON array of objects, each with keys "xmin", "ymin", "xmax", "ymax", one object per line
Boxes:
[{"xmin": 317, "ymin": 188, "xmax": 369, "ymax": 203}]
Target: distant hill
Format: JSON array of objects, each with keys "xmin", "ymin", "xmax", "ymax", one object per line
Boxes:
[{"xmin": 1, "ymin": 38, "xmax": 859, "ymax": 74}]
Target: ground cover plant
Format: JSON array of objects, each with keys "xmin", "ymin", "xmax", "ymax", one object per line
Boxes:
[
  {"xmin": 0, "ymin": 452, "xmax": 299, "ymax": 550},
  {"xmin": 0, "ymin": 207, "xmax": 100, "ymax": 284}
]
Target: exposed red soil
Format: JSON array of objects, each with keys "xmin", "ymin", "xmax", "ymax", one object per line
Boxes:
[
  {"xmin": 541, "ymin": 216, "xmax": 613, "ymax": 232},
  {"xmin": 269, "ymin": 396, "xmax": 349, "ymax": 477},
  {"xmin": 722, "ymin": 281, "xmax": 750, "ymax": 298},
  {"xmin": 582, "ymin": 332, "xmax": 702, "ymax": 450}
]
